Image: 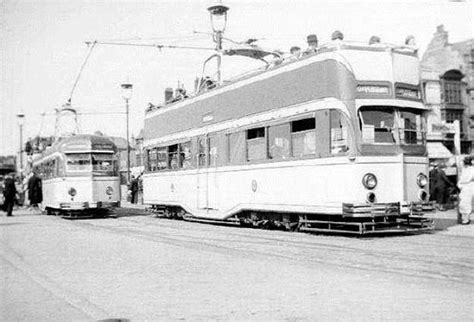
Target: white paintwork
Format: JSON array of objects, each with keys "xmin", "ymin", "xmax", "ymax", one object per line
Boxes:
[
  {"xmin": 42, "ymin": 176, "xmax": 120, "ymax": 210},
  {"xmin": 143, "ymin": 155, "xmax": 429, "ymax": 219}
]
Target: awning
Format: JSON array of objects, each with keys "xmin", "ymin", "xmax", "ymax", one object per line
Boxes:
[{"xmin": 427, "ymin": 142, "xmax": 453, "ymax": 159}]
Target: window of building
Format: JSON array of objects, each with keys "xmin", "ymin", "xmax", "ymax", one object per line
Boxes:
[
  {"xmin": 268, "ymin": 123, "xmax": 290, "ymax": 159},
  {"xmin": 291, "ymin": 118, "xmax": 316, "ymax": 157},
  {"xmin": 246, "ymin": 127, "xmax": 266, "ymax": 161},
  {"xmin": 444, "ymin": 81, "xmax": 462, "ymax": 104},
  {"xmin": 330, "ymin": 110, "xmax": 350, "ymax": 154}
]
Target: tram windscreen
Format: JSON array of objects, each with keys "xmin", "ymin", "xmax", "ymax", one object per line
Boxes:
[
  {"xmin": 359, "ymin": 107, "xmax": 425, "ymax": 145},
  {"xmin": 66, "ymin": 153, "xmax": 92, "ymax": 172},
  {"xmin": 92, "ymin": 153, "xmax": 115, "ymax": 174}
]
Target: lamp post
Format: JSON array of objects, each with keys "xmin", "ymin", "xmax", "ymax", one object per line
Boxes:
[
  {"xmin": 121, "ymin": 83, "xmax": 133, "ymax": 183},
  {"xmin": 207, "ymin": 3, "xmax": 229, "ymax": 84},
  {"xmin": 16, "ymin": 113, "xmax": 25, "ymax": 180}
]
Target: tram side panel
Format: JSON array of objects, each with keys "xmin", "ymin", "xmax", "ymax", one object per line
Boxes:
[
  {"xmin": 143, "ymin": 157, "xmax": 415, "ymax": 220},
  {"xmin": 91, "ymin": 177, "xmax": 121, "ymax": 207}
]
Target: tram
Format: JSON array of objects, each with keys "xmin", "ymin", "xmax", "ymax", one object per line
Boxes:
[
  {"xmin": 33, "ymin": 134, "xmax": 121, "ymax": 217},
  {"xmin": 142, "ymin": 41, "xmax": 434, "ymax": 234}
]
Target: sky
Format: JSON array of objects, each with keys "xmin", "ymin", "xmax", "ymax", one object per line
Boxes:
[{"xmin": 0, "ymin": 0, "xmax": 473, "ymax": 155}]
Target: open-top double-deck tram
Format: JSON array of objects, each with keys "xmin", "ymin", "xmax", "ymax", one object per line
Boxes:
[
  {"xmin": 142, "ymin": 41, "xmax": 434, "ymax": 235},
  {"xmin": 33, "ymin": 134, "xmax": 121, "ymax": 218}
]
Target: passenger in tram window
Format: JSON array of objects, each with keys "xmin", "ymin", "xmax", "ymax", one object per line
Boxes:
[
  {"xmin": 331, "ymin": 30, "xmax": 344, "ymax": 41},
  {"xmin": 458, "ymin": 156, "xmax": 474, "ymax": 225},
  {"xmin": 368, "ymin": 35, "xmax": 381, "ymax": 45},
  {"xmin": 289, "ymin": 46, "xmax": 301, "ymax": 60},
  {"xmin": 303, "ymin": 34, "xmax": 318, "ymax": 56},
  {"xmin": 404, "ymin": 35, "xmax": 418, "ymax": 53}
]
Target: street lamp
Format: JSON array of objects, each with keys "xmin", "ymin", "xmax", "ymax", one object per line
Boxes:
[
  {"xmin": 16, "ymin": 113, "xmax": 25, "ymax": 180},
  {"xmin": 121, "ymin": 83, "xmax": 133, "ymax": 184},
  {"xmin": 207, "ymin": 3, "xmax": 229, "ymax": 84}
]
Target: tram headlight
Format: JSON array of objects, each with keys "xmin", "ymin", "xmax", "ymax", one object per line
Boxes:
[
  {"xmin": 418, "ymin": 190, "xmax": 428, "ymax": 202},
  {"xmin": 68, "ymin": 187, "xmax": 77, "ymax": 197},
  {"xmin": 417, "ymin": 173, "xmax": 428, "ymax": 188},
  {"xmin": 106, "ymin": 186, "xmax": 114, "ymax": 195},
  {"xmin": 362, "ymin": 173, "xmax": 377, "ymax": 190}
]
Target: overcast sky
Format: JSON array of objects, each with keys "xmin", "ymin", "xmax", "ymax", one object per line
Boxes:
[{"xmin": 1, "ymin": 0, "xmax": 473, "ymax": 155}]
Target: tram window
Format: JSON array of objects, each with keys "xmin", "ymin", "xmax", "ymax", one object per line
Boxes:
[
  {"xmin": 157, "ymin": 147, "xmax": 167, "ymax": 170},
  {"xmin": 291, "ymin": 118, "xmax": 316, "ymax": 157},
  {"xmin": 66, "ymin": 153, "xmax": 91, "ymax": 171},
  {"xmin": 209, "ymin": 137, "xmax": 218, "ymax": 167},
  {"xmin": 147, "ymin": 148, "xmax": 158, "ymax": 172},
  {"xmin": 92, "ymin": 153, "xmax": 114, "ymax": 172},
  {"xmin": 359, "ymin": 107, "xmax": 396, "ymax": 143},
  {"xmin": 228, "ymin": 132, "xmax": 246, "ymax": 164},
  {"xmin": 179, "ymin": 142, "xmax": 192, "ymax": 169},
  {"xmin": 399, "ymin": 109, "xmax": 425, "ymax": 145},
  {"xmin": 330, "ymin": 110, "xmax": 351, "ymax": 155},
  {"xmin": 197, "ymin": 138, "xmax": 207, "ymax": 167},
  {"xmin": 268, "ymin": 123, "xmax": 290, "ymax": 159},
  {"xmin": 168, "ymin": 144, "xmax": 179, "ymax": 170},
  {"xmin": 246, "ymin": 127, "xmax": 266, "ymax": 161}
]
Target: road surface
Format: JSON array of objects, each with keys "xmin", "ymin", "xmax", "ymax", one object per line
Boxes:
[{"xmin": 1, "ymin": 207, "xmax": 473, "ymax": 321}]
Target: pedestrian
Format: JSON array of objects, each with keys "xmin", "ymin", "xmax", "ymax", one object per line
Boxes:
[
  {"xmin": 129, "ymin": 175, "xmax": 139, "ymax": 204},
  {"xmin": 429, "ymin": 162, "xmax": 451, "ymax": 211},
  {"xmin": 458, "ymin": 156, "xmax": 474, "ymax": 225},
  {"xmin": 303, "ymin": 34, "xmax": 318, "ymax": 56},
  {"xmin": 2, "ymin": 173, "xmax": 17, "ymax": 217},
  {"xmin": 27, "ymin": 171, "xmax": 42, "ymax": 209}
]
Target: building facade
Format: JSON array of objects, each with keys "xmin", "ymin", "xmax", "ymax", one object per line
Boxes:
[{"xmin": 421, "ymin": 25, "xmax": 474, "ymax": 156}]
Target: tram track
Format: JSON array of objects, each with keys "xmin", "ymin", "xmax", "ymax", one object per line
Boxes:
[{"xmin": 54, "ymin": 215, "xmax": 474, "ymax": 285}]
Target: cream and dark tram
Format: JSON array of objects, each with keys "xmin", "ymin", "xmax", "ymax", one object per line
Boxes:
[
  {"xmin": 142, "ymin": 41, "xmax": 434, "ymax": 234},
  {"xmin": 33, "ymin": 134, "xmax": 120, "ymax": 218}
]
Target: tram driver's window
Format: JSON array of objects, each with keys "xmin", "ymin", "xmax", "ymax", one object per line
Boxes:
[
  {"xmin": 66, "ymin": 153, "xmax": 91, "ymax": 171},
  {"xmin": 291, "ymin": 118, "xmax": 316, "ymax": 157},
  {"xmin": 330, "ymin": 110, "xmax": 351, "ymax": 155},
  {"xmin": 246, "ymin": 127, "xmax": 266, "ymax": 161},
  {"xmin": 359, "ymin": 107, "xmax": 395, "ymax": 143},
  {"xmin": 92, "ymin": 153, "xmax": 114, "ymax": 172}
]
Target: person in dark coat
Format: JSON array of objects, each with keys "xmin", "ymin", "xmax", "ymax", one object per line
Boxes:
[
  {"xmin": 27, "ymin": 171, "xmax": 42, "ymax": 208},
  {"xmin": 2, "ymin": 173, "xmax": 17, "ymax": 216},
  {"xmin": 129, "ymin": 175, "xmax": 139, "ymax": 204},
  {"xmin": 429, "ymin": 163, "xmax": 452, "ymax": 211}
]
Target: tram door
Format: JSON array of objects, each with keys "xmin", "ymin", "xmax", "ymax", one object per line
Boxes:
[
  {"xmin": 196, "ymin": 135, "xmax": 220, "ymax": 210},
  {"xmin": 196, "ymin": 136, "xmax": 209, "ymax": 209}
]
